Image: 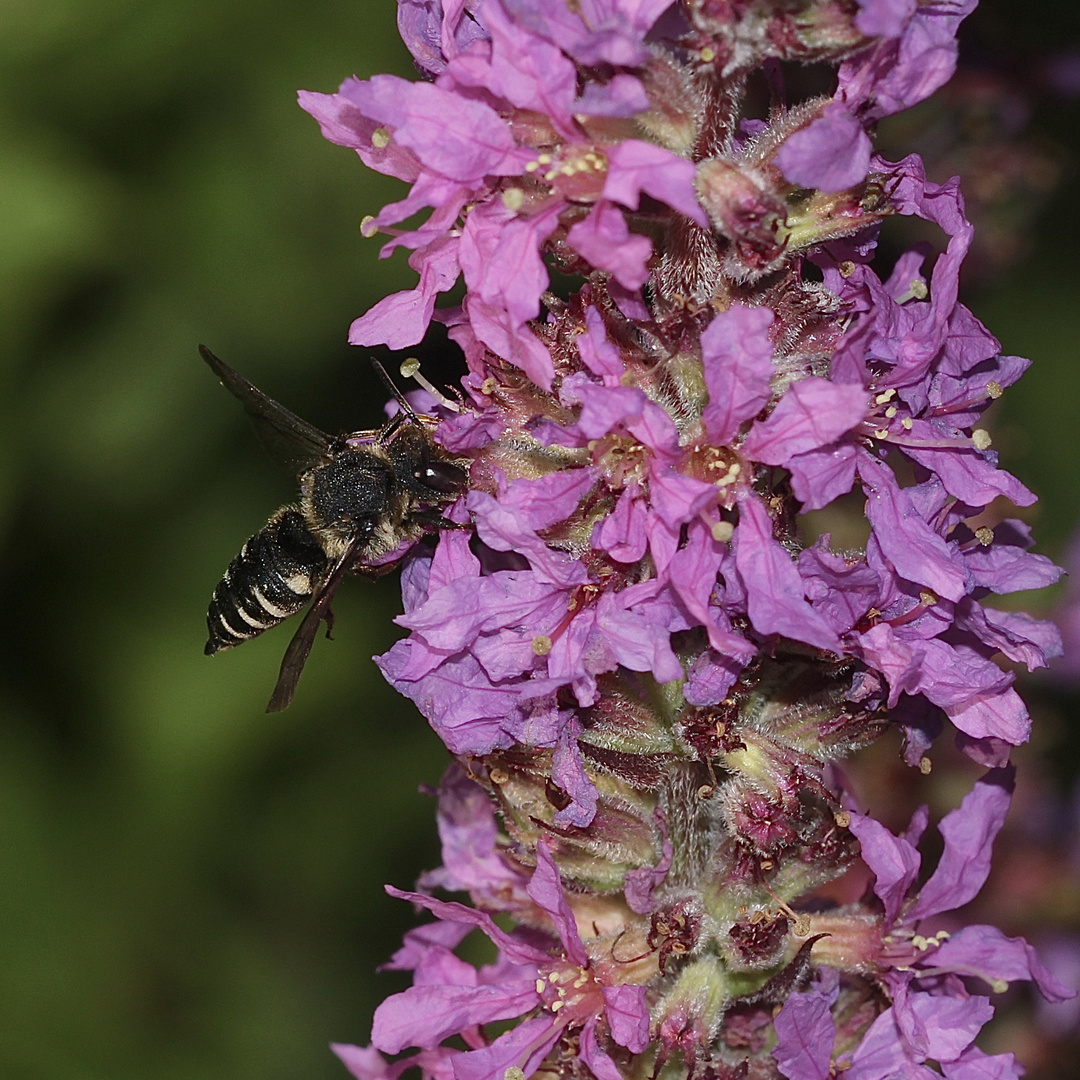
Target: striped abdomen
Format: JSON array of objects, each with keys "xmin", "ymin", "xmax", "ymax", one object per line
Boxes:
[{"xmin": 205, "ymin": 508, "xmax": 330, "ymax": 654}]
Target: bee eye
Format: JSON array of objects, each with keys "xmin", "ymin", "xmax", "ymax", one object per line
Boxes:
[{"xmin": 419, "ymin": 460, "xmax": 466, "ymax": 494}]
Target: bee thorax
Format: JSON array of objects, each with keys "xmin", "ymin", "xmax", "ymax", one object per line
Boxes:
[{"xmin": 308, "ymin": 451, "xmax": 399, "ymax": 534}]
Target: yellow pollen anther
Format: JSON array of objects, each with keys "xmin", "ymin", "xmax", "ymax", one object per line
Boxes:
[
  {"xmin": 505, "ymin": 1069, "xmax": 526, "ymax": 1080},
  {"xmin": 919, "ymin": 590, "xmax": 938, "ymax": 607},
  {"xmin": 360, "ymin": 215, "xmax": 378, "ymax": 238},
  {"xmin": 919, "ymin": 756, "xmax": 932, "ymax": 775},
  {"xmin": 834, "ymin": 810, "xmax": 851, "ymax": 828},
  {"xmin": 907, "ymin": 279, "xmax": 928, "ymax": 300},
  {"xmin": 699, "ymin": 46, "xmax": 716, "ymax": 62},
  {"xmin": 532, "ymin": 635, "xmax": 553, "ymax": 656},
  {"xmin": 573, "ymin": 973, "xmax": 589, "ymax": 988},
  {"xmin": 489, "ymin": 767, "xmax": 509, "ymax": 785},
  {"xmin": 501, "ymin": 187, "xmax": 525, "ymax": 211},
  {"xmin": 371, "ymin": 127, "xmax": 390, "ymax": 148},
  {"xmin": 989, "ymin": 978, "xmax": 1009, "ymax": 994},
  {"xmin": 885, "ymin": 405, "xmax": 898, "ymax": 418},
  {"xmin": 912, "ymin": 934, "xmax": 929, "ymax": 950},
  {"xmin": 543, "ymin": 170, "xmax": 559, "ymax": 181},
  {"xmin": 525, "ymin": 160, "xmax": 540, "ymax": 172},
  {"xmin": 712, "ymin": 521, "xmax": 734, "ymax": 543},
  {"xmin": 901, "ymin": 417, "xmax": 913, "ymax": 430},
  {"xmin": 874, "ymin": 428, "xmax": 890, "ymax": 440},
  {"xmin": 548, "ymin": 972, "xmax": 560, "ymax": 983},
  {"xmin": 550, "ymin": 1000, "xmax": 564, "ymax": 1012},
  {"xmin": 400, "ymin": 359, "xmax": 461, "ymax": 412},
  {"xmin": 537, "ymin": 153, "xmax": 553, "ymax": 165},
  {"xmin": 875, "ymin": 388, "xmax": 896, "ymax": 404},
  {"xmin": 839, "ymin": 260, "xmax": 856, "ymax": 278},
  {"xmin": 536, "ymin": 979, "xmax": 547, "ymax": 993},
  {"xmin": 481, "ymin": 377, "xmax": 498, "ymax": 395},
  {"xmin": 975, "ymin": 526, "xmax": 994, "ymax": 546},
  {"xmin": 715, "ymin": 464, "xmax": 741, "ymax": 489},
  {"xmin": 986, "ymin": 380, "xmax": 1003, "ymax": 399},
  {"xmin": 972, "ymin": 428, "xmax": 992, "ymax": 451}
]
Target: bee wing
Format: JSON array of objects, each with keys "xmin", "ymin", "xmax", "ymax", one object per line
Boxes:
[
  {"xmin": 265, "ymin": 539, "xmax": 361, "ymax": 713},
  {"xmin": 200, "ymin": 345, "xmax": 335, "ymax": 473}
]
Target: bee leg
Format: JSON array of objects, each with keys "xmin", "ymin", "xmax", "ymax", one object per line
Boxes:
[
  {"xmin": 266, "ymin": 540, "xmax": 360, "ymax": 713},
  {"xmin": 352, "ymin": 561, "xmax": 400, "ymax": 581},
  {"xmin": 411, "ymin": 508, "xmax": 472, "ymax": 531}
]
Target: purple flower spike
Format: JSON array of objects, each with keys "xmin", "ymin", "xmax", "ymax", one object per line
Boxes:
[
  {"xmin": 908, "ymin": 769, "xmax": 1012, "ymax": 921},
  {"xmin": 735, "ymin": 494, "xmax": 842, "ymax": 653},
  {"xmin": 839, "ymin": 0, "xmax": 977, "ymax": 121},
  {"xmin": 837, "ymin": 768, "xmax": 1072, "ymax": 1013},
  {"xmin": 845, "ymin": 992, "xmax": 997, "ymax": 1080},
  {"xmin": 367, "ymin": 840, "xmax": 650, "ymax": 1080},
  {"xmin": 700, "ymin": 304, "xmax": 774, "ymax": 444},
  {"xmin": 772, "ymin": 974, "xmax": 838, "ymax": 1080},
  {"xmin": 301, "ymin": 1, "xmax": 1064, "ymax": 1077},
  {"xmin": 776, "ymin": 104, "xmax": 873, "ymax": 192}
]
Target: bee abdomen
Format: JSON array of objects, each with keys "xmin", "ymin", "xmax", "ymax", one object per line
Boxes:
[{"xmin": 205, "ymin": 508, "xmax": 330, "ymax": 655}]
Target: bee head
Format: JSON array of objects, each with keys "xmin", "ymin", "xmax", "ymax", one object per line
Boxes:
[
  {"xmin": 416, "ymin": 458, "xmax": 468, "ymax": 494},
  {"xmin": 385, "ymin": 422, "xmax": 468, "ymax": 501}
]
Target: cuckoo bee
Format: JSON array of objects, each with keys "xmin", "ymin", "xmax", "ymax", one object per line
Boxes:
[{"xmin": 201, "ymin": 346, "xmax": 467, "ymax": 711}]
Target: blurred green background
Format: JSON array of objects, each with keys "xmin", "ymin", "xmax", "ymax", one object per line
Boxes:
[{"xmin": 1, "ymin": 2, "xmax": 1079, "ymax": 1078}]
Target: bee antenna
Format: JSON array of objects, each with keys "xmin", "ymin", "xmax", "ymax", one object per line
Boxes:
[{"xmin": 371, "ymin": 359, "xmax": 418, "ymax": 420}]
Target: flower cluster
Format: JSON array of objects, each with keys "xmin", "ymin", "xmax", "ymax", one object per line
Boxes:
[{"xmin": 302, "ymin": 0, "xmax": 1070, "ymax": 1077}]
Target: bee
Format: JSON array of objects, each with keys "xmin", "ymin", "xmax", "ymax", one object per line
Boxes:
[{"xmin": 201, "ymin": 345, "xmax": 468, "ymax": 712}]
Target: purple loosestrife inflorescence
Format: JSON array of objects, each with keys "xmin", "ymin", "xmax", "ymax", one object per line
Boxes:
[{"xmin": 302, "ymin": 1, "xmax": 1072, "ymax": 1077}]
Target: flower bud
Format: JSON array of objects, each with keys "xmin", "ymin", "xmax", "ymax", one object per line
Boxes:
[{"xmin": 695, "ymin": 156, "xmax": 789, "ymax": 281}]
